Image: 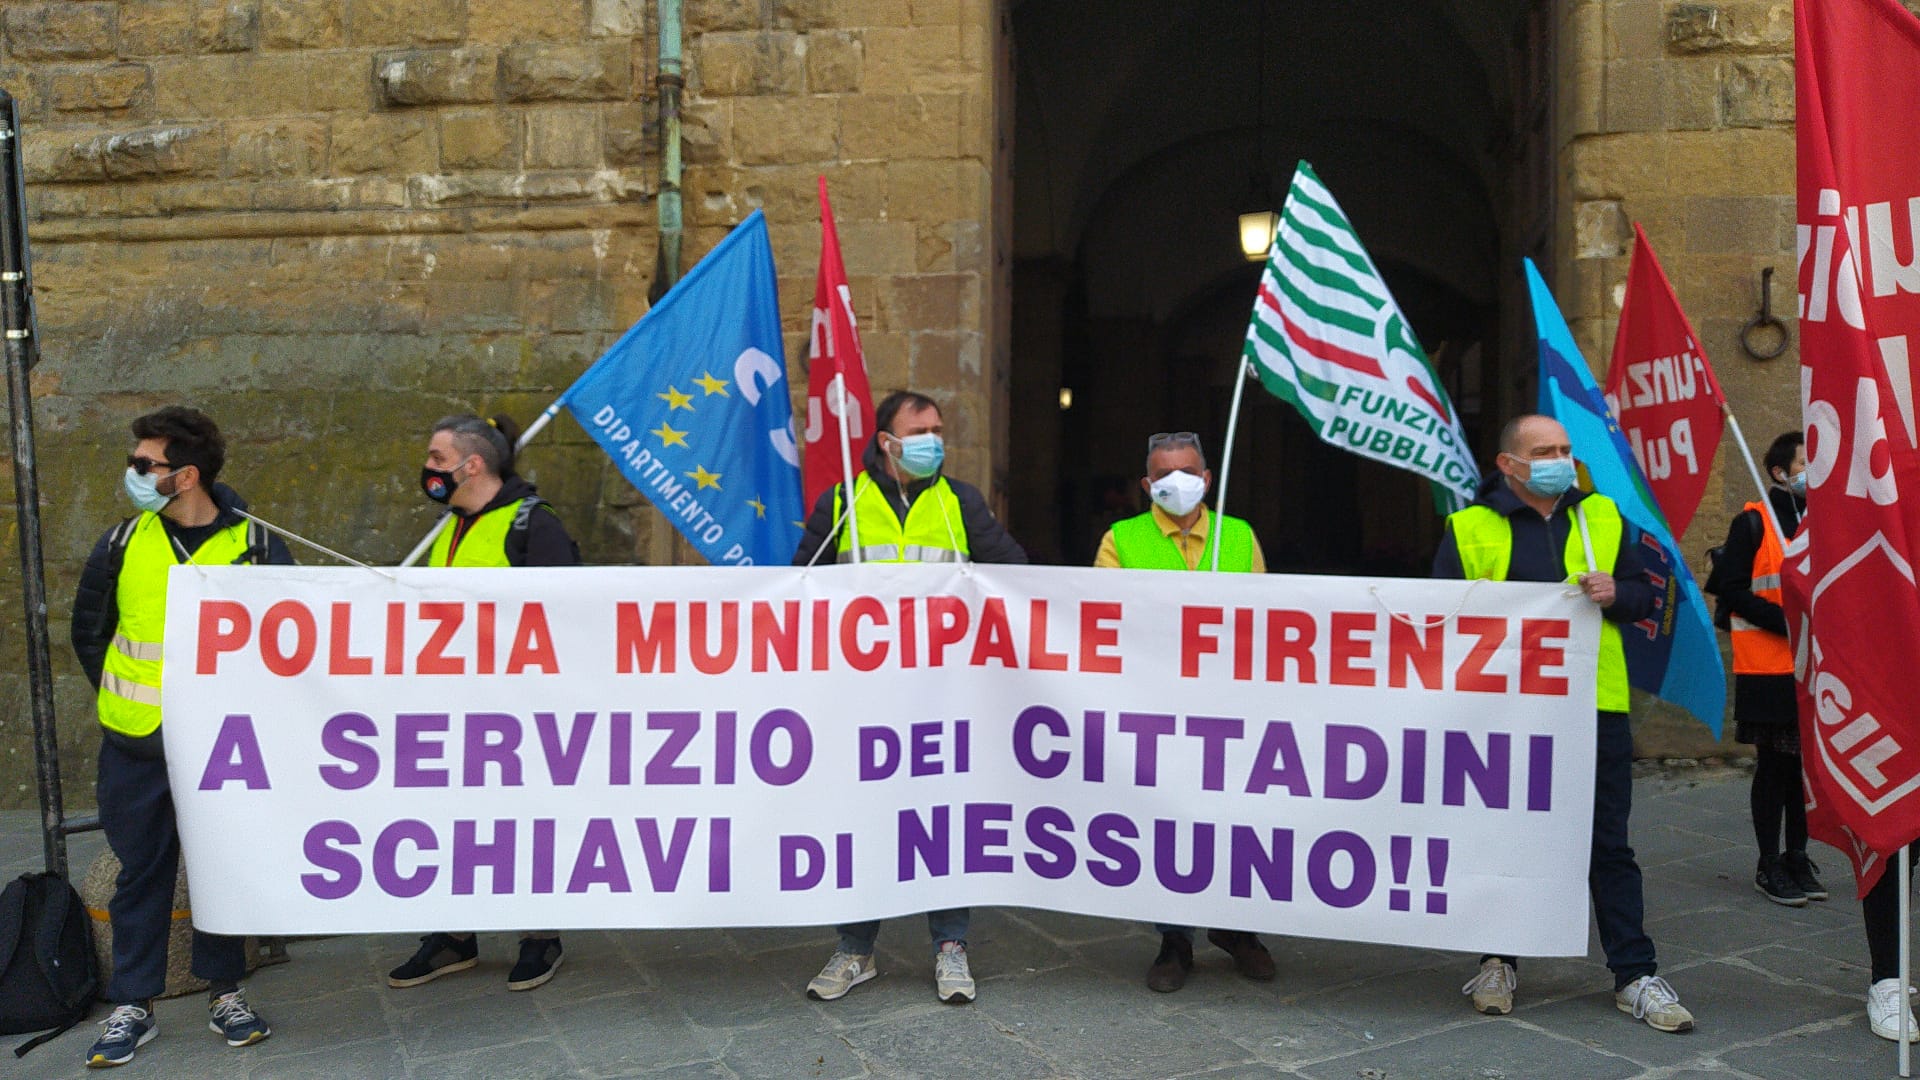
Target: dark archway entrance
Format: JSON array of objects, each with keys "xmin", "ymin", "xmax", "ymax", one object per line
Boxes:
[{"xmin": 1007, "ymin": 0, "xmax": 1552, "ymax": 571}]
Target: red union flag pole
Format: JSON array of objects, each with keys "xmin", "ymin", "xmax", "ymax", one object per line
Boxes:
[
  {"xmin": 803, "ymin": 178, "xmax": 877, "ymax": 528},
  {"xmin": 1788, "ymin": 0, "xmax": 1920, "ymax": 902},
  {"xmin": 1602, "ymin": 225, "xmax": 1726, "ymax": 538}
]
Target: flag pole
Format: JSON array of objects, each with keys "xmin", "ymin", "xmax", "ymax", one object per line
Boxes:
[
  {"xmin": 398, "ymin": 400, "xmax": 564, "ymax": 567},
  {"xmin": 834, "ymin": 377, "xmax": 862, "ymax": 563},
  {"xmin": 1903, "ymin": 842, "xmax": 1913, "ymax": 1075},
  {"xmin": 1211, "ymin": 358, "xmax": 1254, "ymax": 572},
  {"xmin": 1721, "ymin": 404, "xmax": 1787, "ymax": 545}
]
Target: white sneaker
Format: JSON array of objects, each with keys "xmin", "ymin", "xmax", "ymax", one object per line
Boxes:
[
  {"xmin": 806, "ymin": 951, "xmax": 876, "ymax": 1001},
  {"xmin": 934, "ymin": 941, "xmax": 975, "ymax": 1004},
  {"xmin": 1462, "ymin": 957, "xmax": 1516, "ymax": 1015},
  {"xmin": 1869, "ymin": 979, "xmax": 1920, "ymax": 1042},
  {"xmin": 1615, "ymin": 974, "xmax": 1694, "ymax": 1032}
]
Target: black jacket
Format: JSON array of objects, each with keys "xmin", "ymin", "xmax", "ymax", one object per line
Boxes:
[
  {"xmin": 1431, "ymin": 473, "xmax": 1657, "ymax": 628},
  {"xmin": 71, "ymin": 483, "xmax": 294, "ymax": 692},
  {"xmin": 440, "ymin": 475, "xmax": 580, "ymax": 568},
  {"xmin": 792, "ymin": 439, "xmax": 1028, "ymax": 566}
]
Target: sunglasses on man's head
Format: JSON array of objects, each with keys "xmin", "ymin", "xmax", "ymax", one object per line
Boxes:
[
  {"xmin": 126, "ymin": 455, "xmax": 175, "ymax": 476},
  {"xmin": 1147, "ymin": 431, "xmax": 1203, "ymax": 452}
]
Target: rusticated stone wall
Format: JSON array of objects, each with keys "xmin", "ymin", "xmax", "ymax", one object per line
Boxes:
[{"xmin": 0, "ymin": 0, "xmax": 1008, "ymax": 808}]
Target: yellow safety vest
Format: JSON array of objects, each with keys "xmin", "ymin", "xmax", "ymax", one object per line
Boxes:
[
  {"xmin": 1110, "ymin": 509, "xmax": 1255, "ymax": 572},
  {"xmin": 97, "ymin": 513, "xmax": 259, "ymax": 738},
  {"xmin": 1446, "ymin": 496, "xmax": 1629, "ymax": 713},
  {"xmin": 428, "ymin": 499, "xmax": 533, "ymax": 568},
  {"xmin": 832, "ymin": 476, "xmax": 970, "ymax": 563}
]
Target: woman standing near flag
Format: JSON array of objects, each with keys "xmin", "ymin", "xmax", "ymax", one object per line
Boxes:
[{"xmin": 1717, "ymin": 432, "xmax": 1825, "ymax": 906}]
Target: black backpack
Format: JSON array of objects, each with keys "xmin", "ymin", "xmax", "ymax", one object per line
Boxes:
[{"xmin": 0, "ymin": 872, "xmax": 98, "ymax": 1057}]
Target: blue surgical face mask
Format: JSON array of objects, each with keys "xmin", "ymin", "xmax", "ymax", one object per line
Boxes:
[
  {"xmin": 891, "ymin": 433, "xmax": 945, "ymax": 479},
  {"xmin": 123, "ymin": 466, "xmax": 173, "ymax": 513},
  {"xmin": 1523, "ymin": 456, "xmax": 1577, "ymax": 498},
  {"xmin": 1788, "ymin": 470, "xmax": 1807, "ymax": 496}
]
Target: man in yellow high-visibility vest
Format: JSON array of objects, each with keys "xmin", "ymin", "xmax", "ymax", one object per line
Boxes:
[
  {"xmin": 1434, "ymin": 413, "xmax": 1693, "ymax": 1034},
  {"xmin": 70, "ymin": 407, "xmax": 290, "ymax": 1068},
  {"xmin": 1093, "ymin": 430, "xmax": 1276, "ymax": 992},
  {"xmin": 794, "ymin": 390, "xmax": 1026, "ymax": 1006}
]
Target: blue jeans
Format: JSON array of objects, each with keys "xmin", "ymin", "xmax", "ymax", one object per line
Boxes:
[
  {"xmin": 838, "ymin": 908, "xmax": 969, "ymax": 955},
  {"xmin": 1489, "ymin": 710, "xmax": 1656, "ymax": 990},
  {"xmin": 97, "ymin": 741, "xmax": 247, "ymax": 1003}
]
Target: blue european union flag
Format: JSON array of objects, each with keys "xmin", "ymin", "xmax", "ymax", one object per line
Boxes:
[
  {"xmin": 1525, "ymin": 259, "xmax": 1726, "ymax": 735},
  {"xmin": 561, "ymin": 210, "xmax": 804, "ymax": 566}
]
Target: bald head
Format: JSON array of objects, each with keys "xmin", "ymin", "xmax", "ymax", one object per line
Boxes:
[{"xmin": 1499, "ymin": 414, "xmax": 1569, "ymax": 457}]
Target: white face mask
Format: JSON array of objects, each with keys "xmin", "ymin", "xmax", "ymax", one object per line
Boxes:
[{"xmin": 1149, "ymin": 470, "xmax": 1207, "ymax": 517}]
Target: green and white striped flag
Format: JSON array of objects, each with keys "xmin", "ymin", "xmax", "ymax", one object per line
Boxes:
[{"xmin": 1243, "ymin": 162, "xmax": 1480, "ymax": 511}]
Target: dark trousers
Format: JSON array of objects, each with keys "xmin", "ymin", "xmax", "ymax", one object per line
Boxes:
[
  {"xmin": 1863, "ymin": 841, "xmax": 1920, "ymax": 982},
  {"xmin": 1751, "ymin": 746, "xmax": 1809, "ymax": 858},
  {"xmin": 1490, "ymin": 710, "xmax": 1657, "ymax": 989},
  {"xmin": 97, "ymin": 740, "xmax": 247, "ymax": 1004}
]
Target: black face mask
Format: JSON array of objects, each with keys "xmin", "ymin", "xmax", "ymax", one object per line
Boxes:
[{"xmin": 420, "ymin": 465, "xmax": 459, "ymax": 504}]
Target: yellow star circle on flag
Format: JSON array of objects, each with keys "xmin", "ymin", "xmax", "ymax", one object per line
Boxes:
[
  {"xmin": 686, "ymin": 464, "xmax": 723, "ymax": 490},
  {"xmin": 747, "ymin": 496, "xmax": 766, "ymax": 518},
  {"xmin": 658, "ymin": 386, "xmax": 694, "ymax": 411},
  {"xmin": 650, "ymin": 422, "xmax": 689, "ymax": 448},
  {"xmin": 694, "ymin": 371, "xmax": 731, "ymax": 397}
]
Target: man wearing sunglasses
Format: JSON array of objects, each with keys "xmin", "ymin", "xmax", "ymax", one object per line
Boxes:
[
  {"xmin": 70, "ymin": 406, "xmax": 290, "ymax": 1068},
  {"xmin": 1094, "ymin": 431, "xmax": 1277, "ymax": 992}
]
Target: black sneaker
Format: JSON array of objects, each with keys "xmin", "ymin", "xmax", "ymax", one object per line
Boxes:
[
  {"xmin": 85, "ymin": 1003, "xmax": 156, "ymax": 1068},
  {"xmin": 388, "ymin": 932, "xmax": 480, "ymax": 987},
  {"xmin": 507, "ymin": 936, "xmax": 564, "ymax": 991},
  {"xmin": 1755, "ymin": 855, "xmax": 1807, "ymax": 906},
  {"xmin": 1783, "ymin": 850, "xmax": 1830, "ymax": 900},
  {"xmin": 207, "ymin": 988, "xmax": 271, "ymax": 1047}
]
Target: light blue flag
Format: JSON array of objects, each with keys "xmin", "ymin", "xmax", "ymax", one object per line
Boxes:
[
  {"xmin": 1525, "ymin": 259, "xmax": 1726, "ymax": 735},
  {"xmin": 561, "ymin": 210, "xmax": 804, "ymax": 566}
]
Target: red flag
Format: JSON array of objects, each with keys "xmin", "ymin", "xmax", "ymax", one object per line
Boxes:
[
  {"xmin": 802, "ymin": 178, "xmax": 877, "ymax": 511},
  {"xmin": 1602, "ymin": 224, "xmax": 1726, "ymax": 538},
  {"xmin": 1789, "ymin": 0, "xmax": 1920, "ymax": 895}
]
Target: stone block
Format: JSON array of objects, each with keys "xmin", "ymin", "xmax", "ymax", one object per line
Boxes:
[
  {"xmin": 526, "ymin": 106, "xmax": 603, "ymax": 168},
  {"xmin": 227, "ymin": 119, "xmax": 327, "ymax": 177},
  {"xmin": 1722, "ymin": 56, "xmax": 1792, "ymax": 127},
  {"xmin": 1663, "ymin": 56, "xmax": 1722, "ymax": 130},
  {"xmin": 685, "ymin": 0, "xmax": 759, "ymax": 33},
  {"xmin": 805, "ymin": 30, "xmax": 862, "ymax": 93},
  {"xmin": 881, "ymin": 273, "xmax": 970, "ymax": 333},
  {"xmin": 1566, "ymin": 132, "xmax": 1669, "ymax": 200},
  {"xmin": 48, "ymin": 65, "xmax": 151, "ymax": 114},
  {"xmin": 695, "ymin": 32, "xmax": 807, "ymax": 96},
  {"xmin": 1684, "ymin": 195, "xmax": 1783, "ymax": 253},
  {"xmin": 603, "ymin": 103, "xmax": 653, "ymax": 165},
  {"xmin": 840, "ymin": 93, "xmax": 962, "ymax": 160},
  {"xmin": 197, "ymin": 1, "xmax": 260, "ymax": 53},
  {"xmin": 4, "ymin": 3, "xmax": 115, "ymax": 60},
  {"xmin": 833, "ymin": 0, "xmax": 914, "ymax": 27},
  {"xmin": 261, "ymin": 0, "xmax": 343, "ymax": 48},
  {"xmin": 331, "ymin": 113, "xmax": 436, "ymax": 174},
  {"xmin": 684, "ymin": 164, "xmax": 746, "ymax": 225},
  {"xmin": 1605, "ymin": 0, "xmax": 1665, "ymax": 59},
  {"xmin": 885, "ymin": 158, "xmax": 984, "ymax": 224},
  {"xmin": 439, "ymin": 109, "xmax": 519, "ymax": 169},
  {"xmin": 304, "ymin": 54, "xmax": 371, "ymax": 111},
  {"xmin": 118, "ymin": 2, "xmax": 194, "ymax": 55},
  {"xmin": 98, "ymin": 124, "xmax": 223, "ymax": 180},
  {"xmin": 731, "ymin": 95, "xmax": 838, "ymax": 164},
  {"xmin": 591, "ymin": 0, "xmax": 644, "ymax": 36},
  {"xmin": 469, "ymin": 0, "xmax": 587, "ymax": 43},
  {"xmin": 23, "ymin": 127, "xmax": 109, "ymax": 183},
  {"xmin": 1659, "ymin": 127, "xmax": 1792, "ymax": 195},
  {"xmin": 1602, "ymin": 59, "xmax": 1665, "ymax": 132},
  {"xmin": 1574, "ymin": 199, "xmax": 1631, "ymax": 258},
  {"xmin": 1665, "ymin": 3, "xmax": 1726, "ymax": 51},
  {"xmin": 860, "ymin": 25, "xmax": 979, "ymax": 94},
  {"xmin": 774, "ymin": 0, "xmax": 836, "ymax": 28},
  {"xmin": 501, "ymin": 43, "xmax": 632, "ymax": 101},
  {"xmin": 681, "ymin": 100, "xmax": 733, "ymax": 165},
  {"xmin": 1666, "ymin": 0, "xmax": 1791, "ymax": 54},
  {"xmin": 351, "ymin": 0, "xmax": 465, "ymax": 46},
  {"xmin": 835, "ymin": 220, "xmax": 918, "ymax": 274},
  {"xmin": 377, "ymin": 48, "xmax": 500, "ymax": 106}
]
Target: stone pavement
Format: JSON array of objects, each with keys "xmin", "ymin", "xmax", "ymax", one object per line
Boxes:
[{"xmin": 1, "ymin": 767, "xmax": 1903, "ymax": 1079}]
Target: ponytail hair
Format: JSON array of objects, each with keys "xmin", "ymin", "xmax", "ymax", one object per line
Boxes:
[{"xmin": 433, "ymin": 413, "xmax": 519, "ymax": 478}]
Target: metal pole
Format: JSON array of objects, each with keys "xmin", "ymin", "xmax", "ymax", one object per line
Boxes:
[
  {"xmin": 1210, "ymin": 359, "xmax": 1253, "ymax": 572},
  {"xmin": 0, "ymin": 90, "xmax": 67, "ymax": 877},
  {"xmin": 1903, "ymin": 843, "xmax": 1912, "ymax": 1075},
  {"xmin": 1723, "ymin": 405, "xmax": 1786, "ymax": 544},
  {"xmin": 649, "ymin": 0, "xmax": 683, "ymax": 303}
]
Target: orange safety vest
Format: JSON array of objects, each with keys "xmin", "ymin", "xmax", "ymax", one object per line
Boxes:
[{"xmin": 1730, "ymin": 501, "xmax": 1792, "ymax": 675}]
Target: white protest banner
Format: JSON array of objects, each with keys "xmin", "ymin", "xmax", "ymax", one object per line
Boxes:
[{"xmin": 162, "ymin": 564, "xmax": 1598, "ymax": 956}]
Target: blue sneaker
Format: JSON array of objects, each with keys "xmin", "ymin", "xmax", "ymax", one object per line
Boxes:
[
  {"xmin": 207, "ymin": 988, "xmax": 271, "ymax": 1047},
  {"xmin": 85, "ymin": 1003, "xmax": 156, "ymax": 1068}
]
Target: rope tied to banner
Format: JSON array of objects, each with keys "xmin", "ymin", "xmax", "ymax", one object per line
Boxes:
[{"xmin": 1364, "ymin": 579, "xmax": 1485, "ymax": 629}]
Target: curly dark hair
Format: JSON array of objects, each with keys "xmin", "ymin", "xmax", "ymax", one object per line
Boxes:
[{"xmin": 131, "ymin": 406, "xmax": 225, "ymax": 483}]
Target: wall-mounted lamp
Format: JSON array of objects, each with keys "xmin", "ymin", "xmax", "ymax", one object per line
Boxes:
[{"xmin": 1239, "ymin": 209, "xmax": 1278, "ymax": 263}]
